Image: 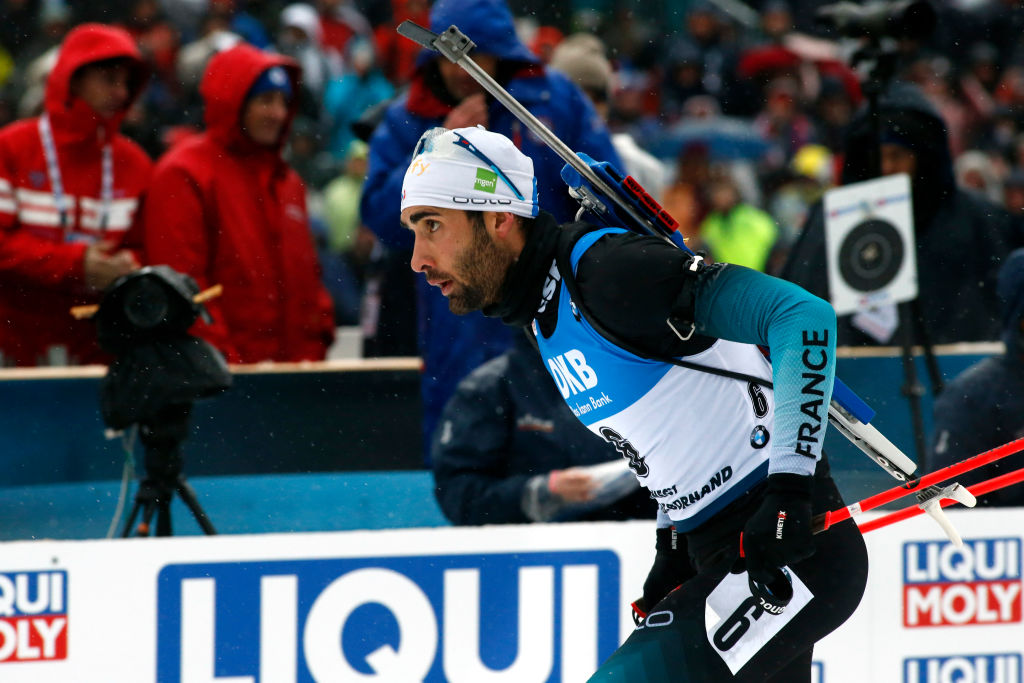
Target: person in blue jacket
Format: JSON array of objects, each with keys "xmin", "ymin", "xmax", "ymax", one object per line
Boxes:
[
  {"xmin": 399, "ymin": 126, "xmax": 867, "ymax": 682},
  {"xmin": 360, "ymin": 0, "xmax": 621, "ymax": 458},
  {"xmin": 432, "ymin": 333, "xmax": 657, "ymax": 525},
  {"xmin": 929, "ymin": 248, "xmax": 1024, "ymax": 505}
]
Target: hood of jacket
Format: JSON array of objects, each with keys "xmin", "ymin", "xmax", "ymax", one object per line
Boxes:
[
  {"xmin": 840, "ymin": 81, "xmax": 955, "ymax": 231},
  {"xmin": 421, "ymin": 0, "xmax": 537, "ymax": 67},
  {"xmin": 406, "ymin": 0, "xmax": 540, "ymax": 116},
  {"xmin": 998, "ymin": 248, "xmax": 1024, "ymax": 357},
  {"xmin": 200, "ymin": 43, "xmax": 301, "ymax": 154},
  {"xmin": 44, "ymin": 23, "xmax": 149, "ymax": 146}
]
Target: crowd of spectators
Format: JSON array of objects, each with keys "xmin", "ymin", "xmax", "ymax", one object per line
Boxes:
[
  {"xmin": 2, "ymin": 1, "xmax": 1024, "ymax": 484},
  {"xmin": 0, "ymin": 0, "xmax": 1021, "ymax": 358}
]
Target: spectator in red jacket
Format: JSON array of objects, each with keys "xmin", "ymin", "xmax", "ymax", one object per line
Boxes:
[
  {"xmin": 0, "ymin": 24, "xmax": 152, "ymax": 366},
  {"xmin": 142, "ymin": 44, "xmax": 335, "ymax": 364}
]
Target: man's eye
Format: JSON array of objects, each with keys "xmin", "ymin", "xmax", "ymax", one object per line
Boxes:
[{"xmin": 426, "ymin": 220, "xmax": 440, "ymax": 233}]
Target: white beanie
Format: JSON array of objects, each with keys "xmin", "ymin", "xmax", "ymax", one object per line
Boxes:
[
  {"xmin": 281, "ymin": 3, "xmax": 322, "ymax": 43},
  {"xmin": 401, "ymin": 126, "xmax": 539, "ymax": 218}
]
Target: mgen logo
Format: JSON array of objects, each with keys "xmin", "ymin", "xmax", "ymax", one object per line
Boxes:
[
  {"xmin": 157, "ymin": 550, "xmax": 619, "ymax": 682},
  {"xmin": 904, "ymin": 653, "xmax": 1021, "ymax": 683},
  {"xmin": 903, "ymin": 538, "xmax": 1022, "ymax": 627},
  {"xmin": 474, "ymin": 168, "xmax": 498, "ymax": 193},
  {"xmin": 0, "ymin": 570, "xmax": 68, "ymax": 663}
]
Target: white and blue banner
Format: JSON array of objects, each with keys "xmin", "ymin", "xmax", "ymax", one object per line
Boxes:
[{"xmin": 0, "ymin": 510, "xmax": 1023, "ymax": 682}]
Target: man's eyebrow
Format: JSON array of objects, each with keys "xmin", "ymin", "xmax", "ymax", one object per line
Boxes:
[{"xmin": 403, "ymin": 210, "xmax": 441, "ymax": 230}]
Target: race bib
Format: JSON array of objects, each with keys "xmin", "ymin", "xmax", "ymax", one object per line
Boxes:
[{"xmin": 704, "ymin": 569, "xmax": 813, "ymax": 675}]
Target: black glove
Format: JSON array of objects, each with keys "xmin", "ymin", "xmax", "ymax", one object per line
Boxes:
[
  {"xmin": 741, "ymin": 473, "xmax": 815, "ymax": 585},
  {"xmin": 631, "ymin": 526, "xmax": 695, "ymax": 624}
]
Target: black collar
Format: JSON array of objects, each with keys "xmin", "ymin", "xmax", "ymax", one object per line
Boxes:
[{"xmin": 483, "ymin": 211, "xmax": 562, "ymax": 328}]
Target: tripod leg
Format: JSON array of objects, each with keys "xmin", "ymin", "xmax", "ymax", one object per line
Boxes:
[
  {"xmin": 177, "ymin": 477, "xmax": 217, "ymax": 535},
  {"xmin": 910, "ymin": 299, "xmax": 945, "ymax": 396},
  {"xmin": 137, "ymin": 498, "xmax": 159, "ymax": 537},
  {"xmin": 156, "ymin": 499, "xmax": 173, "ymax": 537},
  {"xmin": 898, "ymin": 302, "xmax": 928, "ymax": 467},
  {"xmin": 121, "ymin": 499, "xmax": 143, "ymax": 538}
]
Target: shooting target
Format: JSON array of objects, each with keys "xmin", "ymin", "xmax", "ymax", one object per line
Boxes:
[
  {"xmin": 837, "ymin": 218, "xmax": 905, "ymax": 292},
  {"xmin": 823, "ymin": 174, "xmax": 918, "ymax": 316}
]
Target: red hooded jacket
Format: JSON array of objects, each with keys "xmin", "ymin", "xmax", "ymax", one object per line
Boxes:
[
  {"xmin": 0, "ymin": 24, "xmax": 152, "ymax": 366},
  {"xmin": 142, "ymin": 44, "xmax": 334, "ymax": 363}
]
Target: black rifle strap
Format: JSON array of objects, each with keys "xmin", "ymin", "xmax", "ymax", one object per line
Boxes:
[{"xmin": 552, "ymin": 234, "xmax": 775, "ymax": 391}]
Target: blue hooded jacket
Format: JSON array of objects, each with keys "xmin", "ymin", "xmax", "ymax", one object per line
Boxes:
[{"xmin": 360, "ymin": 0, "xmax": 621, "ymax": 456}]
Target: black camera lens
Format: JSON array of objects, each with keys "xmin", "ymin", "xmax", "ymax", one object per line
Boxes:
[{"xmin": 123, "ymin": 276, "xmax": 171, "ymax": 329}]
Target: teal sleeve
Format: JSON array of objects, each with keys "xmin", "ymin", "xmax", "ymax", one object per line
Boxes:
[{"xmin": 693, "ymin": 264, "xmax": 837, "ymax": 476}]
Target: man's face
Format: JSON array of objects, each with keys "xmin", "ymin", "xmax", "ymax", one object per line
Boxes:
[
  {"xmin": 880, "ymin": 143, "xmax": 917, "ymax": 177},
  {"xmin": 438, "ymin": 55, "xmax": 498, "ymax": 101},
  {"xmin": 71, "ymin": 61, "xmax": 133, "ymax": 119},
  {"xmin": 401, "ymin": 206, "xmax": 514, "ymax": 314},
  {"xmin": 241, "ymin": 90, "xmax": 290, "ymax": 146}
]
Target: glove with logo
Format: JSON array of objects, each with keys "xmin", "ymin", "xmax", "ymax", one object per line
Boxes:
[
  {"xmin": 741, "ymin": 473, "xmax": 815, "ymax": 586},
  {"xmin": 630, "ymin": 526, "xmax": 695, "ymax": 625}
]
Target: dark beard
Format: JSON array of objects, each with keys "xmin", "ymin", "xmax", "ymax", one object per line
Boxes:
[{"xmin": 447, "ymin": 224, "xmax": 515, "ymax": 315}]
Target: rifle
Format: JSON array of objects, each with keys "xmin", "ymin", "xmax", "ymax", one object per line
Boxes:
[{"xmin": 395, "ymin": 21, "xmax": 972, "ymax": 545}]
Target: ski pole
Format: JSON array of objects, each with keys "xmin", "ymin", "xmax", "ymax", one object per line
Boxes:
[
  {"xmin": 858, "ymin": 464, "xmax": 1024, "ymax": 535},
  {"xmin": 811, "ymin": 438, "xmax": 1024, "ymax": 544}
]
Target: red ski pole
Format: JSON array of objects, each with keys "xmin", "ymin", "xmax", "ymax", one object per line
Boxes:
[
  {"xmin": 859, "ymin": 465, "xmax": 1024, "ymax": 534},
  {"xmin": 812, "ymin": 438, "xmax": 1024, "ymax": 535}
]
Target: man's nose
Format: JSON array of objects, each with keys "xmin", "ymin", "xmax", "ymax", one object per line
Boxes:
[
  {"xmin": 410, "ymin": 239, "xmax": 432, "ymax": 273},
  {"xmin": 112, "ymin": 79, "xmax": 129, "ymax": 103},
  {"xmin": 272, "ymin": 99, "xmax": 290, "ymax": 120}
]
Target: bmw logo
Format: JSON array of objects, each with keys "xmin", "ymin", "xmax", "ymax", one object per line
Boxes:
[{"xmin": 750, "ymin": 425, "xmax": 770, "ymax": 449}]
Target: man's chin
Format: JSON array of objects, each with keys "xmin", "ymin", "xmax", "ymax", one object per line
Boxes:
[
  {"xmin": 448, "ymin": 299, "xmax": 474, "ymax": 316},
  {"xmin": 447, "ymin": 293, "xmax": 484, "ymax": 316}
]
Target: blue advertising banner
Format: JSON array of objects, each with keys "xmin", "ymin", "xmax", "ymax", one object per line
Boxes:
[{"xmin": 156, "ymin": 551, "xmax": 621, "ymax": 682}]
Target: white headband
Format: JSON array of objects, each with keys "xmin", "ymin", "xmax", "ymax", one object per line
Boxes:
[{"xmin": 401, "ymin": 126, "xmax": 539, "ymax": 218}]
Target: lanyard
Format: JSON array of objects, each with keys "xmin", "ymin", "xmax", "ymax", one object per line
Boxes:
[{"xmin": 38, "ymin": 113, "xmax": 113, "ymax": 236}]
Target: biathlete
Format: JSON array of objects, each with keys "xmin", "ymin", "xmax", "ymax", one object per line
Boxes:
[{"xmin": 398, "ymin": 125, "xmax": 867, "ymax": 682}]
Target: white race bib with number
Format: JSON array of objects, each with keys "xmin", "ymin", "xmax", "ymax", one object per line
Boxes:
[{"xmin": 704, "ymin": 568, "xmax": 813, "ymax": 675}]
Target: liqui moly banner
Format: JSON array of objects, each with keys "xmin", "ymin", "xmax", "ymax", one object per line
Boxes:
[
  {"xmin": 0, "ymin": 510, "xmax": 1022, "ymax": 682},
  {"xmin": 0, "ymin": 571, "xmax": 67, "ymax": 664},
  {"xmin": 903, "ymin": 538, "xmax": 1022, "ymax": 628}
]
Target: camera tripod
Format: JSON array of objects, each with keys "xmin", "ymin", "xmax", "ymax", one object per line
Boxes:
[{"xmin": 121, "ymin": 404, "xmax": 216, "ymax": 537}]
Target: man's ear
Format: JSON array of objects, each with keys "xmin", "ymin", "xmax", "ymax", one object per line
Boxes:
[{"xmin": 486, "ymin": 211, "xmax": 518, "ymax": 239}]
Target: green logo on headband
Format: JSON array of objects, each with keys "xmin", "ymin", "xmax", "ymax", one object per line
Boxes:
[{"xmin": 474, "ymin": 168, "xmax": 498, "ymax": 193}]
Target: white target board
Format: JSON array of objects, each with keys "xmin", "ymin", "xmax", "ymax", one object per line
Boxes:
[{"xmin": 824, "ymin": 174, "xmax": 918, "ymax": 316}]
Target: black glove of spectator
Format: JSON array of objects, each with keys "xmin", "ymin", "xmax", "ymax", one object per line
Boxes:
[
  {"xmin": 741, "ymin": 473, "xmax": 815, "ymax": 585},
  {"xmin": 631, "ymin": 526, "xmax": 695, "ymax": 625}
]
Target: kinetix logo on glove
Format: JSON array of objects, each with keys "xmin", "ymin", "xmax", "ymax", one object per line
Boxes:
[{"xmin": 775, "ymin": 511, "xmax": 787, "ymax": 539}]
